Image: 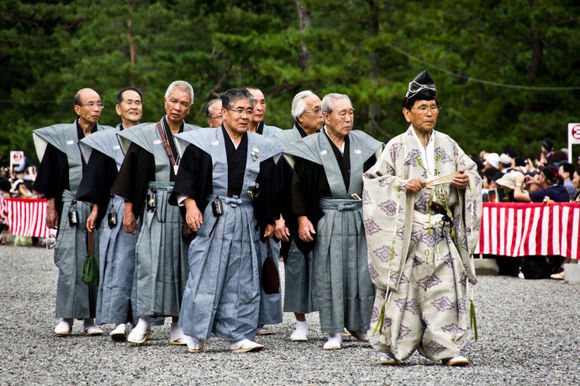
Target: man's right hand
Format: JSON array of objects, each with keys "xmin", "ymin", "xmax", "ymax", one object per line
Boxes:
[
  {"xmin": 406, "ymin": 178, "xmax": 426, "ymax": 193},
  {"xmin": 297, "ymin": 215, "xmax": 315, "ymax": 243},
  {"xmin": 123, "ymin": 202, "xmax": 137, "ymax": 235},
  {"xmin": 185, "ymin": 198, "xmax": 203, "ymax": 232},
  {"xmin": 46, "ymin": 198, "xmax": 58, "ymax": 229}
]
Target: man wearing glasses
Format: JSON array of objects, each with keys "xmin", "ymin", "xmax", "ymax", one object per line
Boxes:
[
  {"xmin": 285, "ymin": 93, "xmax": 382, "ymax": 350},
  {"xmin": 111, "ymin": 81, "xmax": 199, "ymax": 345},
  {"xmin": 33, "ymin": 88, "xmax": 113, "ymax": 336},
  {"xmin": 363, "ymin": 70, "xmax": 482, "ymax": 366},
  {"xmin": 169, "ymin": 88, "xmax": 283, "ymax": 353},
  {"xmin": 205, "ymin": 98, "xmax": 224, "ymax": 128},
  {"xmin": 76, "ymin": 87, "xmax": 144, "ymax": 341}
]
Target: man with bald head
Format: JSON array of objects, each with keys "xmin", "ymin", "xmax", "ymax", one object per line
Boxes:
[{"xmin": 33, "ymin": 88, "xmax": 113, "ymax": 336}]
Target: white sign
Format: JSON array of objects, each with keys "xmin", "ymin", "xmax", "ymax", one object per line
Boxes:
[
  {"xmin": 10, "ymin": 151, "xmax": 25, "ymax": 173},
  {"xmin": 568, "ymin": 123, "xmax": 580, "ymax": 163}
]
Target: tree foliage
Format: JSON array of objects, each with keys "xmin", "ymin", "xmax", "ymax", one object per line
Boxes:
[{"xmin": 1, "ymin": 0, "xmax": 578, "ymax": 162}]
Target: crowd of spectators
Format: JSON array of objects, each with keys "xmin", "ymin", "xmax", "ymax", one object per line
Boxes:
[
  {"xmin": 473, "ymin": 140, "xmax": 580, "ymax": 281},
  {"xmin": 0, "ymin": 154, "xmax": 45, "ymax": 246}
]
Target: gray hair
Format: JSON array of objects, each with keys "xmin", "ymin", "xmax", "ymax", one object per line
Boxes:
[
  {"xmin": 205, "ymin": 98, "xmax": 221, "ymax": 117},
  {"xmin": 291, "ymin": 90, "xmax": 316, "ymax": 120},
  {"xmin": 165, "ymin": 80, "xmax": 194, "ymax": 103},
  {"xmin": 321, "ymin": 93, "xmax": 352, "ymax": 114},
  {"xmin": 221, "ymin": 88, "xmax": 255, "ymax": 111}
]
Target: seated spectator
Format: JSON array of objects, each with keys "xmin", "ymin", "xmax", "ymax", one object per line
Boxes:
[
  {"xmin": 558, "ymin": 162, "xmax": 578, "ymax": 201},
  {"xmin": 495, "ymin": 170, "xmax": 524, "ymax": 202},
  {"xmin": 513, "ymin": 164, "xmax": 569, "ymax": 203},
  {"xmin": 498, "ymin": 153, "xmax": 513, "ymax": 173},
  {"xmin": 514, "ymin": 164, "xmax": 569, "ymax": 279},
  {"xmin": 484, "ymin": 152, "xmax": 500, "ymax": 169}
]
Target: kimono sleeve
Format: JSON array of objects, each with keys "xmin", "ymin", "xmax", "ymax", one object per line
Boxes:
[{"xmin": 362, "ymin": 140, "xmax": 414, "ymax": 291}]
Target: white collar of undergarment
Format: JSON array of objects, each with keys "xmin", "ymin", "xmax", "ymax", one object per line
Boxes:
[
  {"xmin": 410, "ymin": 124, "xmax": 436, "ymax": 176},
  {"xmin": 324, "ymin": 127, "xmax": 345, "ymax": 154}
]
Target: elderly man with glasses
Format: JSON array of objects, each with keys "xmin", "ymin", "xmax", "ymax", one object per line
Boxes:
[
  {"xmin": 169, "ymin": 88, "xmax": 283, "ymax": 353},
  {"xmin": 363, "ymin": 70, "xmax": 482, "ymax": 366},
  {"xmin": 33, "ymin": 88, "xmax": 113, "ymax": 336},
  {"xmin": 205, "ymin": 98, "xmax": 224, "ymax": 128}
]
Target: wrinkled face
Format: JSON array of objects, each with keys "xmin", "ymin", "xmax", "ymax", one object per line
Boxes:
[
  {"xmin": 573, "ymin": 171, "xmax": 580, "ymax": 190},
  {"xmin": 206, "ymin": 101, "xmax": 223, "ymax": 128},
  {"xmin": 248, "ymin": 88, "xmax": 265, "ymax": 124},
  {"xmin": 74, "ymin": 89, "xmax": 103, "ymax": 125},
  {"xmin": 403, "ymin": 99, "xmax": 439, "ymax": 134},
  {"xmin": 164, "ymin": 88, "xmax": 192, "ymax": 124},
  {"xmin": 324, "ymin": 98, "xmax": 354, "ymax": 139},
  {"xmin": 115, "ymin": 90, "xmax": 142, "ymax": 126},
  {"xmin": 297, "ymin": 94, "xmax": 323, "ymax": 133},
  {"xmin": 223, "ymin": 98, "xmax": 254, "ymax": 136}
]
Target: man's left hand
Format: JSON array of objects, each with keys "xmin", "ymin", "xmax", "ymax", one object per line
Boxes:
[
  {"xmin": 452, "ymin": 169, "xmax": 469, "ymax": 189},
  {"xmin": 274, "ymin": 216, "xmax": 290, "ymax": 242},
  {"xmin": 264, "ymin": 224, "xmax": 275, "ymax": 238},
  {"xmin": 86, "ymin": 204, "xmax": 98, "ymax": 232}
]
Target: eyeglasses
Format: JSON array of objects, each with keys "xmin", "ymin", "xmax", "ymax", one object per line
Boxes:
[
  {"xmin": 209, "ymin": 114, "xmax": 223, "ymax": 119},
  {"xmin": 79, "ymin": 102, "xmax": 104, "ymax": 109},
  {"xmin": 412, "ymin": 104, "xmax": 441, "ymax": 114},
  {"xmin": 229, "ymin": 108, "xmax": 254, "ymax": 115}
]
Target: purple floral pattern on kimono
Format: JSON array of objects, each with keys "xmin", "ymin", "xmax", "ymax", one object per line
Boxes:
[
  {"xmin": 417, "ymin": 273, "xmax": 442, "ymax": 291},
  {"xmin": 431, "ymin": 296, "xmax": 455, "ymax": 312},
  {"xmin": 364, "ymin": 218, "xmax": 381, "ymax": 236},
  {"xmin": 379, "ymin": 200, "xmax": 400, "ymax": 217}
]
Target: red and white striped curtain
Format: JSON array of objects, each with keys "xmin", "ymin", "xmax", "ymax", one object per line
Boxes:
[
  {"xmin": 0, "ymin": 197, "xmax": 52, "ymax": 238},
  {"xmin": 475, "ymin": 202, "xmax": 580, "ymax": 260}
]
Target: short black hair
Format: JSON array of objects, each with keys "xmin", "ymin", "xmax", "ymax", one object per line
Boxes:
[
  {"xmin": 116, "ymin": 87, "xmax": 143, "ymax": 105},
  {"xmin": 221, "ymin": 88, "xmax": 254, "ymax": 111},
  {"xmin": 483, "ymin": 167, "xmax": 499, "ymax": 182},
  {"xmin": 559, "ymin": 162, "xmax": 575, "ymax": 177},
  {"xmin": 503, "ymin": 145, "xmax": 518, "ymax": 158}
]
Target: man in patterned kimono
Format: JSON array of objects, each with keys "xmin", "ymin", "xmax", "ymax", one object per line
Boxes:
[
  {"xmin": 76, "ymin": 87, "xmax": 143, "ymax": 341},
  {"xmin": 246, "ymin": 86, "xmax": 284, "ymax": 336},
  {"xmin": 169, "ymin": 88, "xmax": 283, "ymax": 353},
  {"xmin": 285, "ymin": 93, "xmax": 382, "ymax": 350},
  {"xmin": 274, "ymin": 90, "xmax": 324, "ymax": 341},
  {"xmin": 33, "ymin": 88, "xmax": 113, "ymax": 336},
  {"xmin": 362, "ymin": 70, "xmax": 482, "ymax": 366},
  {"xmin": 111, "ymin": 81, "xmax": 200, "ymax": 345}
]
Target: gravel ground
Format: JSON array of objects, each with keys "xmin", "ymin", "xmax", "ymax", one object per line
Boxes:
[{"xmin": 1, "ymin": 244, "xmax": 578, "ymax": 385}]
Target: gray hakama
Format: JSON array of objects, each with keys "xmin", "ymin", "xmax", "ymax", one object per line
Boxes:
[
  {"xmin": 285, "ymin": 130, "xmax": 382, "ymax": 334},
  {"xmin": 256, "ymin": 122, "xmax": 284, "ymax": 325},
  {"xmin": 116, "ymin": 121, "xmax": 192, "ymax": 318},
  {"xmin": 33, "ymin": 122, "xmax": 111, "ymax": 319},
  {"xmin": 275, "ymin": 126, "xmax": 316, "ymax": 314},
  {"xmin": 175, "ymin": 128, "xmax": 283, "ymax": 341},
  {"xmin": 79, "ymin": 128, "xmax": 136, "ymax": 325}
]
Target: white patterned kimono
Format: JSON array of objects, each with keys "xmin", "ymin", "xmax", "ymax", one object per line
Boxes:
[{"xmin": 362, "ymin": 126, "xmax": 482, "ymax": 361}]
